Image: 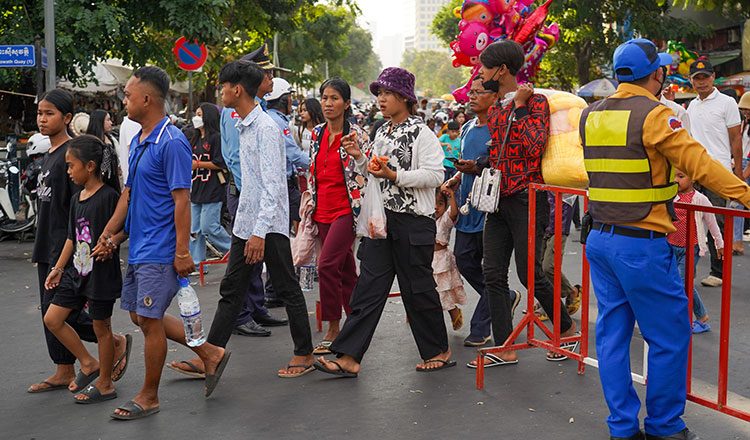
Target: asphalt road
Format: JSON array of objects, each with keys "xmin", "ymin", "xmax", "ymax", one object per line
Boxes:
[{"xmin": 2, "ymin": 236, "xmax": 750, "ymax": 440}]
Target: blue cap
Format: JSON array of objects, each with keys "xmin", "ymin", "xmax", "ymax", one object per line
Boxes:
[
  {"xmin": 178, "ymin": 276, "xmax": 190, "ymax": 287},
  {"xmin": 613, "ymin": 39, "xmax": 673, "ymax": 82}
]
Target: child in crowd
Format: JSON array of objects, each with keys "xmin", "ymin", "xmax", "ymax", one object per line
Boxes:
[
  {"xmin": 668, "ymin": 169, "xmax": 723, "ymax": 333},
  {"xmin": 426, "ymin": 118, "xmax": 436, "ymax": 134},
  {"xmin": 434, "ymin": 185, "xmax": 467, "ymax": 330},
  {"xmin": 439, "ymin": 121, "xmax": 461, "ymax": 181},
  {"xmin": 43, "ymin": 135, "xmax": 128, "ymax": 403}
]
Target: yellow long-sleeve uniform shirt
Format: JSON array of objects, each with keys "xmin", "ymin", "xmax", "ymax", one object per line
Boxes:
[{"xmin": 610, "ymin": 83, "xmax": 750, "ymax": 233}]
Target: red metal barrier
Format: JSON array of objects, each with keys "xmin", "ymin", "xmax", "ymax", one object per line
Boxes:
[
  {"xmin": 679, "ymin": 200, "xmax": 750, "ymax": 422},
  {"xmin": 474, "ymin": 186, "xmax": 750, "ymax": 423},
  {"xmin": 476, "ymin": 183, "xmax": 589, "ymax": 388},
  {"xmin": 199, "ymin": 251, "xmax": 231, "ymax": 286}
]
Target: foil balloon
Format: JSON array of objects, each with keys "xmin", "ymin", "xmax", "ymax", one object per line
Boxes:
[
  {"xmin": 452, "ymin": 66, "xmax": 482, "ymax": 103},
  {"xmin": 492, "ymin": 0, "xmax": 521, "ymax": 36},
  {"xmin": 512, "ymin": 0, "xmax": 554, "ymax": 45},
  {"xmin": 458, "ymin": 21, "xmax": 492, "ymax": 57},
  {"xmin": 461, "ymin": 2, "xmax": 495, "ymax": 26},
  {"xmin": 517, "ymin": 37, "xmax": 549, "ymax": 83},
  {"xmin": 450, "ymin": 41, "xmax": 481, "ymax": 67}
]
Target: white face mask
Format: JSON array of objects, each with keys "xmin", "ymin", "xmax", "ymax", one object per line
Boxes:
[{"xmin": 192, "ymin": 115, "xmax": 204, "ymax": 129}]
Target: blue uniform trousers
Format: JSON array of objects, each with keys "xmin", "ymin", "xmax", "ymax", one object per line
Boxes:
[{"xmin": 586, "ymin": 227, "xmax": 690, "ymax": 438}]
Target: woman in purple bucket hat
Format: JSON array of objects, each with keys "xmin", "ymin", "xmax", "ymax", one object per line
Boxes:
[{"xmin": 314, "ymin": 67, "xmax": 454, "ymax": 377}]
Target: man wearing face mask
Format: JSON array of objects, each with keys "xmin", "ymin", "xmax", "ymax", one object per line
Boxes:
[
  {"xmin": 265, "ymin": 77, "xmax": 310, "ymax": 231},
  {"xmin": 580, "ymin": 38, "xmax": 750, "ymax": 440}
]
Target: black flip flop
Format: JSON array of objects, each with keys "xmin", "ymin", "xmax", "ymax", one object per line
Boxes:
[
  {"xmin": 112, "ymin": 334, "xmax": 132, "ymax": 382},
  {"xmin": 205, "ymin": 351, "xmax": 232, "ymax": 397},
  {"xmin": 69, "ymin": 369, "xmax": 100, "ymax": 394},
  {"xmin": 313, "ymin": 360, "xmax": 358, "ymax": 378},
  {"xmin": 74, "ymin": 384, "xmax": 117, "ymax": 404},
  {"xmin": 27, "ymin": 380, "xmax": 69, "ymax": 393},
  {"xmin": 546, "ymin": 338, "xmax": 581, "ymax": 362},
  {"xmin": 165, "ymin": 360, "xmax": 206, "ymax": 379},
  {"xmin": 466, "ymin": 353, "xmax": 519, "ymax": 369},
  {"xmin": 416, "ymin": 359, "xmax": 457, "ymax": 372},
  {"xmin": 110, "ymin": 400, "xmax": 160, "ymax": 420}
]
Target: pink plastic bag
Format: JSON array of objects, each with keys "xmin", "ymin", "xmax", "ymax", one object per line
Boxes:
[{"xmin": 292, "ymin": 190, "xmax": 320, "ymax": 266}]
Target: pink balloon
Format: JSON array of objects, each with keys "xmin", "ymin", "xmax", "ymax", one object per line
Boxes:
[{"xmin": 458, "ymin": 21, "xmax": 492, "ymax": 57}]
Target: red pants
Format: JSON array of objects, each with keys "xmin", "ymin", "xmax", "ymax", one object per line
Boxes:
[{"xmin": 317, "ymin": 213, "xmax": 357, "ymax": 321}]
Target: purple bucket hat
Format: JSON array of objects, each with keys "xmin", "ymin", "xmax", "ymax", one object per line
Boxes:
[{"xmin": 369, "ymin": 67, "xmax": 418, "ymax": 104}]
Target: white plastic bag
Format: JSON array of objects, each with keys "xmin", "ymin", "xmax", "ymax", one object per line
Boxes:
[{"xmin": 356, "ymin": 177, "xmax": 387, "ymax": 239}]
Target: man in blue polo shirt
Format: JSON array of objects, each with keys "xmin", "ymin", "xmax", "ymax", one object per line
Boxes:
[{"xmin": 97, "ymin": 66, "xmax": 230, "ymax": 419}]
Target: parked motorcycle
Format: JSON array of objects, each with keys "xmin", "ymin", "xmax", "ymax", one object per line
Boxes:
[{"xmin": 0, "ymin": 133, "xmax": 49, "ymax": 236}]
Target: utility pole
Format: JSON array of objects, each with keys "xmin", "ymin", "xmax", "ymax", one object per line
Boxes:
[
  {"xmin": 44, "ymin": 0, "xmax": 55, "ymax": 90},
  {"xmin": 35, "ymin": 36, "xmax": 44, "ymax": 100}
]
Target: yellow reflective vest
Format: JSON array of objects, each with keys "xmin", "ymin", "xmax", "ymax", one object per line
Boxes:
[{"xmin": 580, "ymin": 95, "xmax": 677, "ymax": 224}]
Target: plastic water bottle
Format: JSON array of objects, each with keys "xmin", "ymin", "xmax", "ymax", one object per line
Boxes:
[
  {"xmin": 299, "ymin": 265, "xmax": 316, "ymax": 292},
  {"xmin": 177, "ymin": 277, "xmax": 205, "ymax": 347}
]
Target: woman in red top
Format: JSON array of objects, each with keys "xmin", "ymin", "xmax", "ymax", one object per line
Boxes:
[{"xmin": 309, "ymin": 78, "xmax": 369, "ymax": 354}]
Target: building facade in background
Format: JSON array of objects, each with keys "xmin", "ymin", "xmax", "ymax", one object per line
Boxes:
[{"xmin": 413, "ymin": 0, "xmax": 451, "ymax": 51}]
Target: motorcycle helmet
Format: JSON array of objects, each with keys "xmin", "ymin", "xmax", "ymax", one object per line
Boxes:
[
  {"xmin": 26, "ymin": 133, "xmax": 51, "ymax": 156},
  {"xmin": 434, "ymin": 111, "xmax": 449, "ymax": 125}
]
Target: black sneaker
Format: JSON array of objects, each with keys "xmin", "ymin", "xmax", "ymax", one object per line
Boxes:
[
  {"xmin": 646, "ymin": 428, "xmax": 699, "ymax": 440},
  {"xmin": 232, "ymin": 321, "xmax": 271, "ymax": 337},
  {"xmin": 611, "ymin": 431, "xmax": 644, "ymax": 440}
]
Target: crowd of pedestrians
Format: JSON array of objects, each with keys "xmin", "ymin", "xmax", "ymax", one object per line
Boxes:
[{"xmin": 23, "ymin": 37, "xmax": 750, "ymax": 440}]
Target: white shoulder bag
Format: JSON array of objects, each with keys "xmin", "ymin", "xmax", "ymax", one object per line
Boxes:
[{"xmin": 468, "ymin": 103, "xmax": 515, "ymax": 213}]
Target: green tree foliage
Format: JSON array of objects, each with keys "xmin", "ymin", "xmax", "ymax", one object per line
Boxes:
[
  {"xmin": 401, "ymin": 49, "xmax": 470, "ymax": 95},
  {"xmin": 431, "ymin": 0, "xmax": 463, "ymax": 46},
  {"xmin": 0, "ymin": 0, "xmax": 364, "ymax": 95},
  {"xmin": 329, "ymin": 26, "xmax": 382, "ymax": 88},
  {"xmin": 278, "ymin": 3, "xmax": 381, "ymax": 89},
  {"xmin": 664, "ymin": 0, "xmax": 750, "ymax": 13},
  {"xmin": 426, "ymin": 0, "xmax": 707, "ymax": 92},
  {"xmin": 538, "ymin": 1, "xmax": 708, "ymax": 90}
]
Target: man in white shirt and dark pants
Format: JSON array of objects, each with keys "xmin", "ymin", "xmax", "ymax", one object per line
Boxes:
[{"xmin": 687, "ymin": 58, "xmax": 743, "ymax": 287}]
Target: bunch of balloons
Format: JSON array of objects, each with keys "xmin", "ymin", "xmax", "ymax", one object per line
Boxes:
[
  {"xmin": 666, "ymin": 41, "xmax": 700, "ymax": 87},
  {"xmin": 450, "ymin": 0, "xmax": 560, "ymax": 102}
]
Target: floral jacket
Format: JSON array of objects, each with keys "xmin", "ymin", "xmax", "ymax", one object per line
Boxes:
[{"xmin": 309, "ymin": 120, "xmax": 371, "ymax": 226}]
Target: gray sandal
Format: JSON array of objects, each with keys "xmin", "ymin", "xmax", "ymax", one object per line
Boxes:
[
  {"xmin": 69, "ymin": 369, "xmax": 100, "ymax": 394},
  {"xmin": 110, "ymin": 400, "xmax": 160, "ymax": 420},
  {"xmin": 74, "ymin": 384, "xmax": 117, "ymax": 404}
]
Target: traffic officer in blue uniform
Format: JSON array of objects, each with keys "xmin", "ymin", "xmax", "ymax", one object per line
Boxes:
[{"xmin": 580, "ymin": 39, "xmax": 750, "ymax": 440}]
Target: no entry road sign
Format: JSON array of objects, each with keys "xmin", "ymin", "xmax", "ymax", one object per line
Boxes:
[
  {"xmin": 173, "ymin": 37, "xmax": 207, "ymax": 71},
  {"xmin": 0, "ymin": 45, "xmax": 35, "ymax": 67}
]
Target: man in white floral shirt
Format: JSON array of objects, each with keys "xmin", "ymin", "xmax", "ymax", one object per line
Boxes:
[{"xmin": 172, "ymin": 60, "xmax": 314, "ymax": 379}]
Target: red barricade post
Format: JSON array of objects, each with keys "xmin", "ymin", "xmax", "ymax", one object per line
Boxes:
[
  {"xmin": 199, "ymin": 251, "xmax": 231, "ymax": 286},
  {"xmin": 476, "ymin": 183, "xmax": 588, "ymax": 388},
  {"xmin": 678, "ymin": 200, "xmax": 750, "ymax": 422}
]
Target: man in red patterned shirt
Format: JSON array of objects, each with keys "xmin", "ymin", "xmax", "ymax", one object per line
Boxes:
[{"xmin": 470, "ymin": 40, "xmax": 577, "ymax": 367}]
